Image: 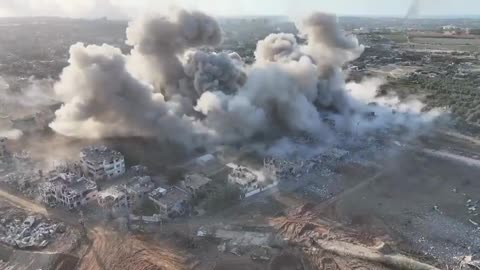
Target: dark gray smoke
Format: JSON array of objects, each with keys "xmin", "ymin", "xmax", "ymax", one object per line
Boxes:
[
  {"xmin": 183, "ymin": 50, "xmax": 247, "ymax": 97},
  {"xmin": 301, "ymin": 12, "xmax": 364, "ymax": 72},
  {"xmin": 405, "ymin": 0, "xmax": 421, "ymax": 19},
  {"xmin": 48, "ymin": 10, "xmax": 442, "ymax": 151},
  {"xmin": 49, "ymin": 43, "xmax": 206, "ymax": 148},
  {"xmin": 126, "ymin": 9, "xmax": 222, "ymax": 98}
]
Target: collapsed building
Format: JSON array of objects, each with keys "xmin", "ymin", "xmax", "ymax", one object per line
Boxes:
[
  {"xmin": 98, "ymin": 175, "xmax": 156, "ymax": 213},
  {"xmin": 227, "ymin": 163, "xmax": 261, "ymax": 197},
  {"xmin": 39, "ymin": 172, "xmax": 98, "ymax": 209},
  {"xmin": 80, "ymin": 146, "xmax": 125, "ymax": 180},
  {"xmin": 97, "ymin": 186, "xmax": 131, "ymax": 211},
  {"xmin": 125, "ymin": 175, "xmax": 155, "ymax": 204},
  {"xmin": 0, "ymin": 215, "xmax": 64, "ymax": 249},
  {"xmin": 264, "ymin": 148, "xmax": 349, "ymax": 180},
  {"xmin": 181, "ymin": 174, "xmax": 212, "ymax": 197},
  {"xmin": 264, "ymin": 157, "xmax": 313, "ymax": 180},
  {"xmin": 227, "ymin": 163, "xmax": 278, "ymax": 198}
]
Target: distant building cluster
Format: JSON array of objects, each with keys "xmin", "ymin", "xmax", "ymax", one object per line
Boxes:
[
  {"xmin": 0, "ymin": 138, "xmax": 346, "ymax": 223},
  {"xmin": 33, "ymin": 146, "xmax": 222, "ymax": 220}
]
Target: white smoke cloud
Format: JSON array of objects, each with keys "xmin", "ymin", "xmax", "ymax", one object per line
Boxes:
[
  {"xmin": 47, "ymin": 9, "xmax": 443, "ymax": 152},
  {"xmin": 49, "ymin": 43, "xmax": 208, "ymax": 148},
  {"xmin": 346, "ymin": 77, "xmax": 445, "ymax": 134},
  {"xmin": 126, "ymin": 9, "xmax": 223, "ymax": 98}
]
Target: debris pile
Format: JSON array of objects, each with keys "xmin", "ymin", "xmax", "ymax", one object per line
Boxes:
[
  {"xmin": 0, "ymin": 215, "xmax": 64, "ymax": 249},
  {"xmin": 460, "ymin": 255, "xmax": 480, "ymax": 270},
  {"xmin": 264, "ymin": 148, "xmax": 349, "ymax": 180},
  {"xmin": 0, "ymin": 171, "xmax": 40, "ymax": 199}
]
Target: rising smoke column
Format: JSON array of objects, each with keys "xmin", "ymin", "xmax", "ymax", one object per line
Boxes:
[
  {"xmin": 49, "ymin": 43, "xmax": 207, "ymax": 148},
  {"xmin": 49, "ymin": 9, "xmax": 441, "ymax": 150},
  {"xmin": 126, "ymin": 9, "xmax": 223, "ymax": 99},
  {"xmin": 195, "ymin": 12, "xmax": 365, "ymax": 142},
  {"xmin": 405, "ymin": 0, "xmax": 421, "ymax": 19},
  {"xmin": 183, "ymin": 50, "xmax": 247, "ymax": 97}
]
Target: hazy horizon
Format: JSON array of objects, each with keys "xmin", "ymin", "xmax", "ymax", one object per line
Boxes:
[{"xmin": 1, "ymin": 0, "xmax": 480, "ymax": 19}]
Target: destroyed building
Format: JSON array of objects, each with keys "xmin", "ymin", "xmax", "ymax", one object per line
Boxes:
[
  {"xmin": 181, "ymin": 174, "xmax": 212, "ymax": 197},
  {"xmin": 263, "ymin": 157, "xmax": 312, "ymax": 180},
  {"xmin": 263, "ymin": 148, "xmax": 349, "ymax": 180},
  {"xmin": 125, "ymin": 175, "xmax": 155, "ymax": 206},
  {"xmin": 97, "ymin": 186, "xmax": 132, "ymax": 211},
  {"xmin": 0, "ymin": 215, "xmax": 63, "ymax": 249},
  {"xmin": 80, "ymin": 146, "xmax": 125, "ymax": 180},
  {"xmin": 183, "ymin": 153, "xmax": 225, "ymax": 176},
  {"xmin": 148, "ymin": 186, "xmax": 190, "ymax": 218},
  {"xmin": 39, "ymin": 173, "xmax": 98, "ymax": 209},
  {"xmin": 227, "ymin": 163, "xmax": 261, "ymax": 197}
]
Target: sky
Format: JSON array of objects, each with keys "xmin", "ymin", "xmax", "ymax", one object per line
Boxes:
[{"xmin": 0, "ymin": 0, "xmax": 479, "ymax": 19}]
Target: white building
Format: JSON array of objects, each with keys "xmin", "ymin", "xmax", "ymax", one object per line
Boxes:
[
  {"xmin": 80, "ymin": 146, "xmax": 125, "ymax": 180},
  {"xmin": 39, "ymin": 173, "xmax": 98, "ymax": 209}
]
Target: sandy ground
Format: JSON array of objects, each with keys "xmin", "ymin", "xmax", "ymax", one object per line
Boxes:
[{"xmin": 323, "ymin": 133, "xmax": 480, "ymax": 267}]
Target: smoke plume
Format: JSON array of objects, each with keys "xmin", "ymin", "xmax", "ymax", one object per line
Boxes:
[
  {"xmin": 405, "ymin": 0, "xmax": 421, "ymax": 19},
  {"xmin": 48, "ymin": 9, "xmax": 442, "ymax": 152},
  {"xmin": 49, "ymin": 43, "xmax": 206, "ymax": 148},
  {"xmin": 126, "ymin": 9, "xmax": 222, "ymax": 98}
]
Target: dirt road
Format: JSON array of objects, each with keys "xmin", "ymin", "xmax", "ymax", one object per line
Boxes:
[{"xmin": 0, "ymin": 188, "xmax": 47, "ymax": 215}]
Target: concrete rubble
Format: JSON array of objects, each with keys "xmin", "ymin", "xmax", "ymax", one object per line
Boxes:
[
  {"xmin": 0, "ymin": 215, "xmax": 64, "ymax": 249},
  {"xmin": 264, "ymin": 147, "xmax": 349, "ymax": 181},
  {"xmin": 460, "ymin": 255, "xmax": 480, "ymax": 270}
]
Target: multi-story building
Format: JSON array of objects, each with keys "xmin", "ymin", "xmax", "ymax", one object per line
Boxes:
[
  {"xmin": 80, "ymin": 146, "xmax": 125, "ymax": 180},
  {"xmin": 149, "ymin": 186, "xmax": 190, "ymax": 218},
  {"xmin": 39, "ymin": 173, "xmax": 98, "ymax": 209}
]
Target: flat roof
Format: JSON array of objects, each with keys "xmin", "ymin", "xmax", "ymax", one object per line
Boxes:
[
  {"xmin": 68, "ymin": 177, "xmax": 97, "ymax": 194},
  {"xmin": 80, "ymin": 146, "xmax": 124, "ymax": 163},
  {"xmin": 149, "ymin": 187, "xmax": 189, "ymax": 208},
  {"xmin": 184, "ymin": 174, "xmax": 212, "ymax": 189}
]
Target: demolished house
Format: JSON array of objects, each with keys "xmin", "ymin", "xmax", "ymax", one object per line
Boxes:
[
  {"xmin": 263, "ymin": 148, "xmax": 349, "ymax": 181},
  {"xmin": 125, "ymin": 175, "xmax": 155, "ymax": 206},
  {"xmin": 263, "ymin": 157, "xmax": 312, "ymax": 180},
  {"xmin": 182, "ymin": 153, "xmax": 225, "ymax": 176},
  {"xmin": 148, "ymin": 186, "xmax": 190, "ymax": 218},
  {"xmin": 0, "ymin": 215, "xmax": 63, "ymax": 249},
  {"xmin": 97, "ymin": 186, "xmax": 131, "ymax": 212},
  {"xmin": 39, "ymin": 173, "xmax": 98, "ymax": 209},
  {"xmin": 227, "ymin": 163, "xmax": 262, "ymax": 198},
  {"xmin": 181, "ymin": 174, "xmax": 212, "ymax": 197},
  {"xmin": 80, "ymin": 146, "xmax": 125, "ymax": 180}
]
